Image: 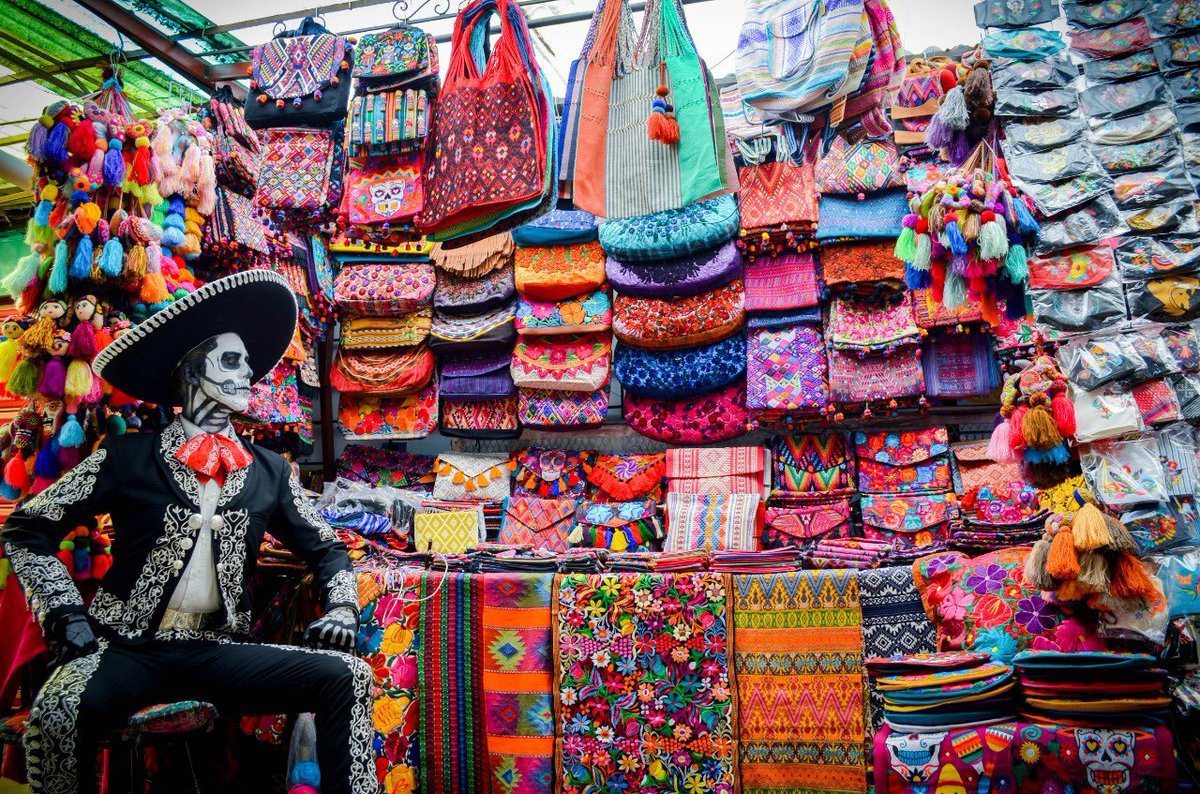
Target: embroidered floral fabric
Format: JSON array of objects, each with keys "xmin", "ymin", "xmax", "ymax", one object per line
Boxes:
[
  {"xmin": 855, "ymin": 427, "xmax": 952, "ymax": 494},
  {"xmin": 511, "ymin": 333, "xmax": 611, "ymax": 391},
  {"xmin": 553, "ymin": 572, "xmax": 737, "ymax": 793},
  {"xmin": 515, "ymin": 288, "xmax": 612, "ymax": 335},
  {"xmin": 334, "ymin": 261, "xmax": 436, "ymax": 316},
  {"xmin": 624, "ymin": 382, "xmax": 752, "ymax": 444},
  {"xmin": 513, "ymin": 242, "xmax": 606, "ymax": 301},
  {"xmin": 613, "ymin": 280, "xmax": 745, "ymax": 350},
  {"xmin": 336, "ymin": 385, "xmax": 437, "ymax": 440},
  {"xmin": 614, "ymin": 335, "xmax": 746, "ymax": 400},
  {"xmin": 586, "ymin": 453, "xmax": 665, "ymax": 502}
]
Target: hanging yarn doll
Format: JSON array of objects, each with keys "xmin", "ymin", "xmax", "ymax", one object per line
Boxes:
[
  {"xmin": 988, "ymin": 355, "xmax": 1076, "ymax": 489},
  {"xmin": 38, "ymin": 330, "xmax": 71, "ymax": 400},
  {"xmin": 926, "ymin": 60, "xmax": 995, "ymax": 167},
  {"xmin": 19, "ymin": 299, "xmax": 68, "ymax": 357},
  {"xmin": 896, "ymin": 139, "xmax": 1038, "ymax": 324},
  {"xmin": 0, "ymin": 318, "xmax": 27, "ymax": 384}
]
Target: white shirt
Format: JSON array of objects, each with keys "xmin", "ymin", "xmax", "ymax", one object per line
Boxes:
[{"xmin": 164, "ymin": 417, "xmax": 229, "ymax": 615}]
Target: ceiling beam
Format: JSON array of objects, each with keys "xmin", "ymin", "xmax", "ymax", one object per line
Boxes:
[{"xmin": 69, "ymin": 0, "xmax": 245, "ymax": 101}]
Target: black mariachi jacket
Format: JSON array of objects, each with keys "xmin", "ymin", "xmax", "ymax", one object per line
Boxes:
[{"xmin": 0, "ymin": 419, "xmax": 357, "ymax": 644}]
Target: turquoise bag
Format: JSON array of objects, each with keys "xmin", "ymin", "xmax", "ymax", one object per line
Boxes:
[{"xmin": 598, "ymin": 194, "xmax": 738, "ymax": 262}]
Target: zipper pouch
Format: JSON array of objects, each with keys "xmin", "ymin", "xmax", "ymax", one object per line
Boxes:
[
  {"xmin": 1093, "ymin": 135, "xmax": 1177, "ymax": 173},
  {"xmin": 1083, "ymin": 49, "xmax": 1160, "ymax": 84},
  {"xmin": 994, "ymin": 87, "xmax": 1079, "ymax": 118},
  {"xmin": 1003, "ymin": 118, "xmax": 1088, "ymax": 154},
  {"xmin": 1081, "ymin": 75, "xmax": 1170, "ymax": 123},
  {"xmin": 1020, "ymin": 171, "xmax": 1114, "ymax": 216},
  {"xmin": 1064, "ymin": 0, "xmax": 1145, "ymax": 28},
  {"xmin": 1071, "ymin": 16, "xmax": 1154, "ymax": 58},
  {"xmin": 1112, "ymin": 157, "xmax": 1195, "ymax": 209},
  {"xmin": 983, "ymin": 28, "xmax": 1066, "ymax": 60},
  {"xmin": 1028, "ymin": 273, "xmax": 1128, "ymax": 331},
  {"xmin": 1089, "ymin": 108, "xmax": 1179, "ymax": 145},
  {"xmin": 991, "ymin": 57, "xmax": 1077, "ymax": 90},
  {"xmin": 1123, "ymin": 200, "xmax": 1200, "ymax": 236},
  {"xmin": 974, "ymin": 0, "xmax": 1060, "ymax": 29},
  {"xmin": 1117, "ymin": 234, "xmax": 1200, "ymax": 278},
  {"xmin": 1035, "ymin": 195, "xmax": 1128, "ymax": 255},
  {"xmin": 1005, "ymin": 142, "xmax": 1107, "ymax": 185}
]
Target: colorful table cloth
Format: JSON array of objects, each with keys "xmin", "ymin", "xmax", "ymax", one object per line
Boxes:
[
  {"xmin": 553, "ymin": 572, "xmax": 737, "ymax": 793},
  {"xmin": 481, "ymin": 572, "xmax": 556, "ymax": 794},
  {"xmin": 355, "ymin": 566, "xmax": 422, "ymax": 793},
  {"xmin": 420, "ymin": 571, "xmax": 487, "ymax": 792},
  {"xmin": 731, "ymin": 569, "xmax": 868, "ymax": 793},
  {"xmin": 873, "ymin": 722, "xmax": 1177, "ymax": 793}
]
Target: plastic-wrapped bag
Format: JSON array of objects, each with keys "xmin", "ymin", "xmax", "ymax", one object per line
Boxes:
[
  {"xmin": 287, "ymin": 712, "xmax": 320, "ymax": 793},
  {"xmin": 1081, "ymin": 437, "xmax": 1168, "ymax": 507},
  {"xmin": 1072, "ymin": 383, "xmax": 1143, "ymax": 443},
  {"xmin": 318, "ymin": 478, "xmax": 429, "ymax": 546},
  {"xmin": 1056, "ymin": 334, "xmax": 1144, "ymax": 391}
]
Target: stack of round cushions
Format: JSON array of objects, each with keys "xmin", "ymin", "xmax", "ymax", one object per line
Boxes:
[
  {"xmin": 601, "ymin": 194, "xmax": 753, "ymax": 444},
  {"xmin": 509, "ymin": 210, "xmax": 612, "ymax": 431}
]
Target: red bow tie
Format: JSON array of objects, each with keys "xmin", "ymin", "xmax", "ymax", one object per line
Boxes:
[{"xmin": 174, "ymin": 432, "xmax": 253, "ymax": 486}]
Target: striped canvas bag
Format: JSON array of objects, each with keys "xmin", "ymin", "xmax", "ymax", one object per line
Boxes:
[{"xmin": 735, "ymin": 0, "xmax": 870, "ymax": 117}]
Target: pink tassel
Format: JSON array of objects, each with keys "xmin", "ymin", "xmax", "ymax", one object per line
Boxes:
[
  {"xmin": 987, "ymin": 420, "xmax": 1015, "ymax": 462},
  {"xmin": 1051, "ymin": 391, "xmax": 1075, "ymax": 437}
]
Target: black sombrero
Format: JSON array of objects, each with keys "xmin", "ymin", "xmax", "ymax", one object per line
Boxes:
[{"xmin": 92, "ymin": 270, "xmax": 298, "ymax": 406}]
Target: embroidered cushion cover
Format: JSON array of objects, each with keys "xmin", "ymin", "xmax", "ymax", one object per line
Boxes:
[
  {"xmin": 664, "ymin": 492, "xmax": 762, "ymax": 551},
  {"xmin": 666, "ymin": 447, "xmax": 766, "ymax": 495},
  {"xmin": 432, "ymin": 452, "xmax": 515, "ymax": 501}
]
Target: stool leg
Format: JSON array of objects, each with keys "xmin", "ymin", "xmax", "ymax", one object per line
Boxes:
[{"xmin": 184, "ymin": 741, "xmax": 201, "ymax": 793}]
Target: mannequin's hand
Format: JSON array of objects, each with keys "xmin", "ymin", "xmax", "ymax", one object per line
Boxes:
[
  {"xmin": 49, "ymin": 613, "xmax": 99, "ymax": 667},
  {"xmin": 304, "ymin": 607, "xmax": 358, "ymax": 652}
]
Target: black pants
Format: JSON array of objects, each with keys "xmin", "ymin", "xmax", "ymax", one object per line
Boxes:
[{"xmin": 24, "ymin": 639, "xmax": 376, "ymax": 794}]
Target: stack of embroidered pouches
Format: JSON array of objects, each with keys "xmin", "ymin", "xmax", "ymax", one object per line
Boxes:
[
  {"xmin": 1013, "ymin": 650, "xmax": 1172, "ymax": 725},
  {"xmin": 867, "ymin": 651, "xmax": 1016, "ymax": 731}
]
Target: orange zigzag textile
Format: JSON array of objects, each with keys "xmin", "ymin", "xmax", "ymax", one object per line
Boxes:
[{"xmin": 731, "ymin": 569, "xmax": 868, "ymax": 793}]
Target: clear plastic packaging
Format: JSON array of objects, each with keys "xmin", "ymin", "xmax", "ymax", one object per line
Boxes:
[
  {"xmin": 1072, "ymin": 383, "xmax": 1144, "ymax": 443},
  {"xmin": 1056, "ymin": 334, "xmax": 1144, "ymax": 390},
  {"xmin": 1035, "ymin": 195, "xmax": 1128, "ymax": 255},
  {"xmin": 287, "ymin": 712, "xmax": 320, "ymax": 793},
  {"xmin": 1081, "ymin": 437, "xmax": 1168, "ymax": 507},
  {"xmin": 1029, "ymin": 273, "xmax": 1128, "ymax": 331}
]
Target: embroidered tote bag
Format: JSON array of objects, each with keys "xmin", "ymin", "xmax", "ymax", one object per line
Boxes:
[
  {"xmin": 255, "ymin": 128, "xmax": 335, "ymax": 210},
  {"xmin": 353, "ymin": 26, "xmax": 438, "ymax": 89},
  {"xmin": 513, "ymin": 447, "xmax": 589, "ymax": 498},
  {"xmin": 860, "ymin": 493, "xmax": 957, "ymax": 551},
  {"xmin": 244, "ymin": 18, "xmax": 354, "ymax": 129},
  {"xmin": 419, "ymin": 0, "xmax": 547, "ymax": 233},
  {"xmin": 518, "ymin": 387, "xmax": 610, "ymax": 429},
  {"xmin": 498, "ymin": 495, "xmax": 576, "ymax": 551},
  {"xmin": 746, "ymin": 322, "xmax": 830, "ymax": 412},
  {"xmin": 515, "ymin": 287, "xmax": 612, "ymax": 335},
  {"xmin": 761, "ymin": 497, "xmax": 852, "ymax": 549},
  {"xmin": 624, "ymin": 381, "xmax": 752, "ymax": 444},
  {"xmin": 666, "ymin": 446, "xmax": 766, "ymax": 495},
  {"xmin": 815, "ymin": 131, "xmax": 905, "ymax": 195},
  {"xmin": 771, "ymin": 432, "xmax": 855, "ymax": 498},
  {"xmin": 612, "ymin": 280, "xmax": 745, "ymax": 350},
  {"xmin": 433, "ymin": 452, "xmax": 516, "ymax": 501},
  {"xmin": 334, "ymin": 261, "xmax": 436, "ymax": 316},
  {"xmin": 614, "ymin": 335, "xmax": 745, "ymax": 400},
  {"xmin": 511, "ymin": 332, "xmax": 611, "ymax": 391},
  {"xmin": 664, "ymin": 492, "xmax": 761, "ymax": 551},
  {"xmin": 413, "ymin": 509, "xmax": 483, "ymax": 554},
  {"xmin": 586, "ymin": 453, "xmax": 666, "ymax": 502},
  {"xmin": 336, "ymin": 386, "xmax": 438, "ymax": 440},
  {"xmin": 854, "ymin": 427, "xmax": 952, "ymax": 494},
  {"xmin": 574, "ymin": 500, "xmax": 663, "ymax": 551},
  {"xmin": 513, "ymin": 242, "xmax": 607, "ymax": 301},
  {"xmin": 606, "ymin": 240, "xmax": 743, "ymax": 300}
]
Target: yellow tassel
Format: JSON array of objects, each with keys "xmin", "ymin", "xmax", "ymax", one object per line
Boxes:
[
  {"xmin": 1071, "ymin": 503, "xmax": 1113, "ymax": 552},
  {"xmin": 1022, "ymin": 406, "xmax": 1063, "ymax": 451},
  {"xmin": 65, "ymin": 359, "xmax": 93, "ymax": 397}
]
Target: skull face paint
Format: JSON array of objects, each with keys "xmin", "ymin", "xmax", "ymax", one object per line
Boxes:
[
  {"xmin": 197, "ymin": 333, "xmax": 254, "ymax": 414},
  {"xmin": 1075, "ymin": 728, "xmax": 1136, "ymax": 793}
]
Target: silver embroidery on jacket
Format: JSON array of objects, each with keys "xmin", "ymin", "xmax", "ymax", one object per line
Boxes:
[
  {"xmin": 214, "ymin": 509, "xmax": 250, "ymax": 634},
  {"xmin": 19, "ymin": 449, "xmax": 107, "ymax": 523},
  {"xmin": 325, "ymin": 569, "xmax": 358, "ymax": 608},
  {"xmin": 24, "ymin": 640, "xmax": 107, "ymax": 794},
  {"xmin": 2, "ymin": 544, "xmax": 83, "ymax": 626},
  {"xmin": 287, "ymin": 471, "xmax": 337, "ymax": 542}
]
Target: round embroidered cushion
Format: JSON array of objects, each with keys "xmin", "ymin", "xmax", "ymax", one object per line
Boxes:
[
  {"xmin": 614, "ymin": 334, "xmax": 746, "ymax": 400},
  {"xmin": 605, "ymin": 241, "xmax": 743, "ymax": 299},
  {"xmin": 598, "ymin": 195, "xmax": 739, "ymax": 263}
]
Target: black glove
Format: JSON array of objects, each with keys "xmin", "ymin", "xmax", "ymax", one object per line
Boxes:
[
  {"xmin": 49, "ymin": 613, "xmax": 99, "ymax": 667},
  {"xmin": 304, "ymin": 607, "xmax": 358, "ymax": 653}
]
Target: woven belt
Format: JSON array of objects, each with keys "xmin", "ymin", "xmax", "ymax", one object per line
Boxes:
[{"xmin": 159, "ymin": 609, "xmax": 223, "ymax": 631}]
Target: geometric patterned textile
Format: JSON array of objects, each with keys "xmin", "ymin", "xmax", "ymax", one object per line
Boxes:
[
  {"xmin": 420, "ymin": 571, "xmax": 487, "ymax": 792},
  {"xmin": 354, "ymin": 565, "xmax": 423, "ymax": 793},
  {"xmin": 482, "ymin": 573, "xmax": 556, "ymax": 794},
  {"xmin": 857, "ymin": 566, "xmax": 937, "ymax": 738},
  {"xmin": 747, "ymin": 322, "xmax": 830, "ymax": 411},
  {"xmin": 553, "ymin": 572, "xmax": 737, "ymax": 793},
  {"xmin": 731, "ymin": 570, "xmax": 868, "ymax": 793}
]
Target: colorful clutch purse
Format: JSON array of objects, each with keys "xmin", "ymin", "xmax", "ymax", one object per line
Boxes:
[
  {"xmin": 573, "ymin": 501, "xmax": 663, "ymax": 551},
  {"xmin": 761, "ymin": 498, "xmax": 852, "ymax": 549},
  {"xmin": 515, "ymin": 287, "xmax": 612, "ymax": 335},
  {"xmin": 513, "ymin": 242, "xmax": 606, "ymax": 301},
  {"xmin": 586, "ymin": 453, "xmax": 665, "ymax": 502},
  {"xmin": 855, "ymin": 427, "xmax": 953, "ymax": 494},
  {"xmin": 666, "ymin": 447, "xmax": 766, "ymax": 496},
  {"xmin": 413, "ymin": 509, "xmax": 482, "ymax": 554},
  {"xmin": 513, "ymin": 447, "xmax": 589, "ymax": 498},
  {"xmin": 663, "ymin": 493, "xmax": 762, "ymax": 552},
  {"xmin": 334, "ymin": 260, "xmax": 436, "ymax": 316},
  {"xmin": 432, "ymin": 452, "xmax": 515, "ymax": 501},
  {"xmin": 612, "ymin": 280, "xmax": 745, "ymax": 350},
  {"xmin": 336, "ymin": 384, "xmax": 437, "ymax": 440},
  {"xmin": 624, "ymin": 382, "xmax": 753, "ymax": 444},
  {"xmin": 497, "ymin": 496, "xmax": 576, "ymax": 552},
  {"xmin": 510, "ymin": 333, "xmax": 611, "ymax": 391},
  {"xmin": 518, "ymin": 387, "xmax": 609, "ymax": 430},
  {"xmin": 771, "ymin": 433, "xmax": 855, "ymax": 498}
]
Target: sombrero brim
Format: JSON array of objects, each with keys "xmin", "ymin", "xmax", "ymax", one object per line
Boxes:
[{"xmin": 92, "ymin": 270, "xmax": 298, "ymax": 406}]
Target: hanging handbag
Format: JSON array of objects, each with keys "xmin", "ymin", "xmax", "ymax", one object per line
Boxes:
[
  {"xmin": 737, "ymin": 158, "xmax": 818, "ymax": 230},
  {"xmin": 613, "ymin": 334, "xmax": 745, "ymax": 400},
  {"xmin": 419, "ymin": 0, "xmax": 548, "ymax": 233},
  {"xmin": 434, "ymin": 265, "xmax": 516, "ymax": 316},
  {"xmin": 860, "ymin": 493, "xmax": 957, "ymax": 551},
  {"xmin": 821, "ymin": 240, "xmax": 905, "ymax": 288},
  {"xmin": 666, "ymin": 447, "xmax": 766, "ymax": 495},
  {"xmin": 433, "ymin": 452, "xmax": 516, "ymax": 501},
  {"xmin": 330, "ymin": 344, "xmax": 435, "ymax": 395},
  {"xmin": 334, "ymin": 260, "xmax": 436, "ymax": 316},
  {"xmin": 573, "ymin": 500, "xmax": 663, "ymax": 551},
  {"xmin": 244, "ymin": 18, "xmax": 355, "ymax": 129},
  {"xmin": 255, "ymin": 128, "xmax": 335, "ymax": 210},
  {"xmin": 513, "ymin": 447, "xmax": 590, "ymax": 498},
  {"xmin": 440, "ymin": 349, "xmax": 516, "ymax": 399},
  {"xmin": 663, "ymin": 492, "xmax": 761, "ymax": 551},
  {"xmin": 340, "ymin": 311, "xmax": 432, "ymax": 350},
  {"xmin": 827, "ymin": 293, "xmax": 921, "ymax": 355},
  {"xmin": 744, "ymin": 253, "xmax": 820, "ymax": 312},
  {"xmin": 892, "ymin": 58, "xmax": 950, "ymax": 145},
  {"xmin": 343, "ymin": 154, "xmax": 423, "ymax": 225},
  {"xmin": 510, "ymin": 332, "xmax": 611, "ymax": 391},
  {"xmin": 440, "ymin": 395, "xmax": 521, "ymax": 439},
  {"xmin": 511, "ymin": 209, "xmax": 598, "ymax": 246},
  {"xmin": 515, "ymin": 287, "xmax": 612, "ymax": 335},
  {"xmin": 761, "ymin": 497, "xmax": 852, "ymax": 549},
  {"xmin": 353, "ymin": 26, "xmax": 439, "ymax": 89},
  {"xmin": 746, "ymin": 321, "xmax": 830, "ymax": 412},
  {"xmin": 815, "ymin": 130, "xmax": 905, "ymax": 195},
  {"xmin": 336, "ymin": 385, "xmax": 438, "ymax": 440},
  {"xmin": 828, "ymin": 347, "xmax": 925, "ymax": 404},
  {"xmin": 586, "ymin": 453, "xmax": 666, "ymax": 502},
  {"xmin": 854, "ymin": 427, "xmax": 952, "ymax": 495},
  {"xmin": 413, "ymin": 508, "xmax": 484, "ymax": 554},
  {"xmin": 498, "ymin": 496, "xmax": 577, "ymax": 551},
  {"xmin": 429, "ymin": 302, "xmax": 517, "ymax": 353},
  {"xmin": 771, "ymin": 433, "xmax": 855, "ymax": 498},
  {"xmin": 513, "ymin": 242, "xmax": 606, "ymax": 301},
  {"xmin": 623, "ymin": 381, "xmax": 753, "ymax": 444},
  {"xmin": 612, "ymin": 280, "xmax": 745, "ymax": 350},
  {"xmin": 431, "ymin": 233, "xmax": 514, "ymax": 278},
  {"xmin": 814, "ymin": 189, "xmax": 908, "ymax": 240},
  {"xmin": 518, "ymin": 387, "xmax": 610, "ymax": 429},
  {"xmin": 598, "ymin": 194, "xmax": 740, "ymax": 263},
  {"xmin": 841, "ymin": 0, "xmax": 905, "ymax": 136},
  {"xmin": 922, "ymin": 329, "xmax": 1000, "ymax": 399},
  {"xmin": 605, "ymin": 240, "xmax": 743, "ymax": 300}
]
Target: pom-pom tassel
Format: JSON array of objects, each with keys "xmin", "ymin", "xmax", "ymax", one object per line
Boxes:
[
  {"xmin": 33, "ymin": 440, "xmax": 61, "ymax": 480},
  {"xmin": 4, "ymin": 358, "xmax": 38, "ymax": 397},
  {"xmin": 69, "ymin": 235, "xmax": 93, "ymax": 280},
  {"xmin": 943, "ymin": 271, "xmax": 967, "ymax": 310},
  {"xmin": 57, "ymin": 414, "xmax": 85, "ymax": 447},
  {"xmin": 1004, "ymin": 242, "xmax": 1028, "ymax": 284},
  {"xmin": 64, "ymin": 359, "xmax": 93, "ymax": 398},
  {"xmin": 1023, "ymin": 537, "xmax": 1055, "ymax": 591},
  {"xmin": 27, "ymin": 119, "xmax": 49, "ymax": 161},
  {"xmin": 987, "ymin": 419, "xmax": 1015, "ymax": 462},
  {"xmin": 1050, "ymin": 391, "xmax": 1075, "ymax": 437},
  {"xmin": 978, "ymin": 219, "xmax": 1009, "ymax": 261},
  {"xmin": 1046, "ymin": 528, "xmax": 1080, "ymax": 580},
  {"xmin": 1071, "ymin": 503, "xmax": 1113, "ymax": 552},
  {"xmin": 49, "ymin": 238, "xmax": 69, "ymax": 294},
  {"xmin": 45, "ymin": 122, "xmax": 70, "ymax": 163},
  {"xmin": 1076, "ymin": 552, "xmax": 1110, "ymax": 592},
  {"xmin": 3, "ymin": 453, "xmax": 29, "ymax": 493},
  {"xmin": 935, "ymin": 86, "xmax": 969, "ymax": 131},
  {"xmin": 103, "ymin": 141, "xmax": 125, "ymax": 187},
  {"xmin": 1104, "ymin": 515, "xmax": 1139, "ymax": 554},
  {"xmin": 98, "ymin": 238, "xmax": 123, "ymax": 278},
  {"xmin": 905, "ymin": 262, "xmax": 933, "ymax": 290},
  {"xmin": 944, "ymin": 220, "xmax": 968, "ymax": 256},
  {"xmin": 894, "ymin": 214, "xmax": 918, "ymax": 261},
  {"xmin": 1109, "ymin": 553, "xmax": 1158, "ymax": 601},
  {"xmin": 66, "ymin": 118, "xmax": 97, "ymax": 160},
  {"xmin": 138, "ymin": 267, "xmax": 170, "ymax": 305},
  {"xmin": 0, "ymin": 340, "xmax": 19, "ymax": 383},
  {"xmin": 39, "ymin": 358, "xmax": 66, "ymax": 398},
  {"xmin": 1014, "ymin": 198, "xmax": 1039, "ymax": 236},
  {"xmin": 67, "ymin": 320, "xmax": 97, "ymax": 359},
  {"xmin": 1022, "ymin": 406, "xmax": 1063, "ymax": 451},
  {"xmin": 3, "ymin": 253, "xmax": 41, "ymax": 301}
]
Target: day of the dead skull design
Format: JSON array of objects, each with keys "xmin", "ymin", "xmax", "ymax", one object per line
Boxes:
[
  {"xmin": 885, "ymin": 731, "xmax": 947, "ymax": 784},
  {"xmin": 1074, "ymin": 728, "xmax": 1136, "ymax": 793},
  {"xmin": 181, "ymin": 332, "xmax": 254, "ymax": 421}
]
